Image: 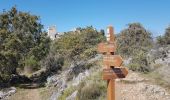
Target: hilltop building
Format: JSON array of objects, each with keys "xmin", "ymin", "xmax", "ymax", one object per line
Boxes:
[{"xmin": 47, "ymin": 26, "xmax": 59, "ymax": 40}]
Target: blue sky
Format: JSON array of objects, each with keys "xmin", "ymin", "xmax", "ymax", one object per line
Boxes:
[{"xmin": 0, "ymin": 0, "xmax": 170, "ymax": 36}]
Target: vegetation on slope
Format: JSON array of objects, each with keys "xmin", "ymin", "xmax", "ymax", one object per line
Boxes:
[
  {"xmin": 117, "ymin": 23, "xmax": 153, "ymax": 72},
  {"xmin": 41, "ymin": 26, "xmax": 105, "ymax": 72},
  {"xmin": 0, "ymin": 7, "xmax": 50, "ymax": 84},
  {"xmin": 157, "ymin": 25, "xmax": 170, "ymax": 45},
  {"xmin": 1, "ymin": 6, "xmax": 170, "ymax": 100}
]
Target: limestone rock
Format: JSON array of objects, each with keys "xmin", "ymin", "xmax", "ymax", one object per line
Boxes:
[
  {"xmin": 0, "ymin": 87, "xmax": 16, "ymax": 99},
  {"xmin": 66, "ymin": 90, "xmax": 78, "ymax": 100}
]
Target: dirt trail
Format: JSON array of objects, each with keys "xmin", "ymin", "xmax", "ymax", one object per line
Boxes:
[
  {"xmin": 115, "ymin": 71, "xmax": 170, "ymax": 100},
  {"xmin": 7, "ymin": 71, "xmax": 170, "ymax": 100},
  {"xmin": 7, "ymin": 84, "xmax": 41, "ymax": 100},
  {"xmin": 19, "ymin": 89, "xmax": 40, "ymax": 100}
]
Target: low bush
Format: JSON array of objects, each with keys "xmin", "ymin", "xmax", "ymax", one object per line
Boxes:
[
  {"xmin": 24, "ymin": 56, "xmax": 40, "ymax": 73},
  {"xmin": 76, "ymin": 69, "xmax": 106, "ymax": 100},
  {"xmin": 80, "ymin": 47, "xmax": 97, "ymax": 60},
  {"xmin": 157, "ymin": 26, "xmax": 170, "ymax": 45},
  {"xmin": 117, "ymin": 23, "xmax": 153, "ymax": 57},
  {"xmin": 40, "ymin": 53, "xmax": 64, "ymax": 73},
  {"xmin": 51, "ymin": 26, "xmax": 105, "ymax": 63},
  {"xmin": 128, "ymin": 50, "xmax": 151, "ymax": 72},
  {"xmin": 77, "ymin": 82, "xmax": 106, "ymax": 100}
]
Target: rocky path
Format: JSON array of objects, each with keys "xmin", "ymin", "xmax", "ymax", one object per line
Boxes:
[
  {"xmin": 115, "ymin": 71, "xmax": 170, "ymax": 100},
  {"xmin": 7, "ymin": 84, "xmax": 41, "ymax": 100},
  {"xmin": 5, "ymin": 70, "xmax": 170, "ymax": 100},
  {"xmin": 11, "ymin": 89, "xmax": 41, "ymax": 100}
]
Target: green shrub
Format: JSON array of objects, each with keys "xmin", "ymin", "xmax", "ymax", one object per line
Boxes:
[
  {"xmin": 117, "ymin": 23, "xmax": 153, "ymax": 57},
  {"xmin": 24, "ymin": 56, "xmax": 40, "ymax": 73},
  {"xmin": 51, "ymin": 26, "xmax": 105, "ymax": 62},
  {"xmin": 0, "ymin": 7, "xmax": 50, "ymax": 83},
  {"xmin": 157, "ymin": 36, "xmax": 166, "ymax": 45},
  {"xmin": 41, "ymin": 53, "xmax": 64, "ymax": 72},
  {"xmin": 128, "ymin": 50, "xmax": 151, "ymax": 72},
  {"xmin": 0, "ymin": 74, "xmax": 11, "ymax": 83},
  {"xmin": 157, "ymin": 25, "xmax": 170, "ymax": 45},
  {"xmin": 77, "ymin": 82, "xmax": 106, "ymax": 100},
  {"xmin": 80, "ymin": 47, "xmax": 97, "ymax": 59},
  {"xmin": 76, "ymin": 70, "xmax": 106, "ymax": 100},
  {"xmin": 128, "ymin": 63, "xmax": 140, "ymax": 71}
]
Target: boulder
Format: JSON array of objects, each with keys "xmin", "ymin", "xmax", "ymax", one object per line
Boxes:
[{"xmin": 0, "ymin": 87, "xmax": 16, "ymax": 99}]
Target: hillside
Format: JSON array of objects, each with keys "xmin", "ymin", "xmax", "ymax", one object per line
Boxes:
[
  {"xmin": 1, "ymin": 7, "xmax": 170, "ymax": 100},
  {"xmin": 5, "ymin": 46, "xmax": 170, "ymax": 100},
  {"xmin": 7, "ymin": 64, "xmax": 170, "ymax": 100}
]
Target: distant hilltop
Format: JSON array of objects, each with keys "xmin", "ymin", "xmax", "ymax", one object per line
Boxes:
[
  {"xmin": 47, "ymin": 26, "xmax": 98, "ymax": 40},
  {"xmin": 47, "ymin": 26, "xmax": 62, "ymax": 40}
]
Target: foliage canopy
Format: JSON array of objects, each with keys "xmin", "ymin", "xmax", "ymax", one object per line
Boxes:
[{"xmin": 0, "ymin": 7, "xmax": 50, "ymax": 82}]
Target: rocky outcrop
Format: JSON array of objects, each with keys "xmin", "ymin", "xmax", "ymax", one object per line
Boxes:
[
  {"xmin": 48, "ymin": 62, "xmax": 90, "ymax": 100},
  {"xmin": 0, "ymin": 87, "xmax": 16, "ymax": 99},
  {"xmin": 152, "ymin": 46, "xmax": 170, "ymax": 84},
  {"xmin": 72, "ymin": 70, "xmax": 90, "ymax": 86},
  {"xmin": 47, "ymin": 55, "xmax": 101, "ymax": 100}
]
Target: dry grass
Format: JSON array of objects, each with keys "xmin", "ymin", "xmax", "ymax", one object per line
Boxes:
[
  {"xmin": 142, "ymin": 71, "xmax": 170, "ymax": 93},
  {"xmin": 8, "ymin": 86, "xmax": 55, "ymax": 100},
  {"xmin": 8, "ymin": 88, "xmax": 39, "ymax": 100}
]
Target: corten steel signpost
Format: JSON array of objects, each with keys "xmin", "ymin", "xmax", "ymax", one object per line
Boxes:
[{"xmin": 98, "ymin": 26, "xmax": 128, "ymax": 100}]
